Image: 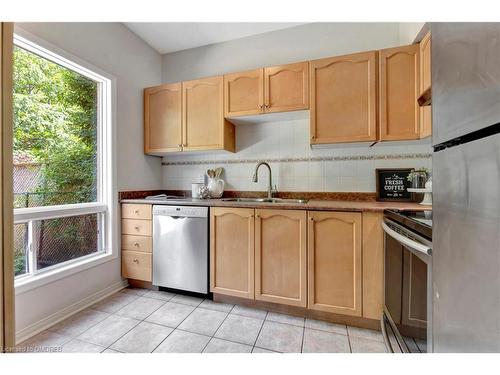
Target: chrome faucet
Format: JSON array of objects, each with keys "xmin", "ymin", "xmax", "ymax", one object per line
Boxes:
[{"xmin": 252, "ymin": 162, "xmax": 277, "ymax": 199}]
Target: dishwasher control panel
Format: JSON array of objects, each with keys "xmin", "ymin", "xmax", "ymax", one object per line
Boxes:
[{"xmin": 153, "ymin": 205, "xmax": 208, "ymax": 218}]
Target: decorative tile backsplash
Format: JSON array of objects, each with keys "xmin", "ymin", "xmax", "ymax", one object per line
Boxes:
[{"xmin": 162, "ymin": 119, "xmax": 432, "ymax": 192}]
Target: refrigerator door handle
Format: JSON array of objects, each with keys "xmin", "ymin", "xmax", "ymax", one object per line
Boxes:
[{"xmin": 382, "ymin": 221, "xmax": 432, "ymax": 256}]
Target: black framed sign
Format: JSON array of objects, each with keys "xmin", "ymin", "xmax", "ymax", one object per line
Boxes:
[{"xmin": 376, "ymin": 168, "xmax": 413, "ymax": 202}]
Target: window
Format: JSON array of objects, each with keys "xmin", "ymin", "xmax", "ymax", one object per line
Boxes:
[{"xmin": 13, "ymin": 34, "xmax": 113, "ymax": 282}]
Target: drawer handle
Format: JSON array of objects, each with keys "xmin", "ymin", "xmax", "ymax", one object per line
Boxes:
[
  {"xmin": 133, "ymin": 258, "xmax": 139, "ymax": 263},
  {"xmin": 133, "ymin": 242, "xmax": 140, "ymax": 247},
  {"xmin": 134, "ymin": 209, "xmax": 140, "ymax": 214},
  {"xmin": 134, "ymin": 226, "xmax": 140, "ymax": 231}
]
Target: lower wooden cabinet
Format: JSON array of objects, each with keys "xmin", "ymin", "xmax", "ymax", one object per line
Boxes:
[
  {"xmin": 255, "ymin": 209, "xmax": 307, "ymax": 307},
  {"xmin": 210, "ymin": 207, "xmax": 255, "ymax": 299},
  {"xmin": 209, "ymin": 207, "xmax": 385, "ymax": 322},
  {"xmin": 121, "ymin": 204, "xmax": 152, "ymax": 282},
  {"xmin": 362, "ymin": 212, "xmax": 384, "ymax": 320},
  {"xmin": 122, "ymin": 250, "xmax": 152, "ymax": 282},
  {"xmin": 308, "ymin": 211, "xmax": 362, "ymax": 316}
]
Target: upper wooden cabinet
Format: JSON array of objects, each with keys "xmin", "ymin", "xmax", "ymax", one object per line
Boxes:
[
  {"xmin": 224, "ymin": 62, "xmax": 309, "ymax": 118},
  {"xmin": 144, "ymin": 83, "xmax": 182, "ymax": 155},
  {"xmin": 210, "ymin": 207, "xmax": 255, "ymax": 299},
  {"xmin": 182, "ymin": 76, "xmax": 235, "ymax": 152},
  {"xmin": 310, "ymin": 51, "xmax": 377, "ymax": 144},
  {"xmin": 379, "ymin": 44, "xmax": 420, "ymax": 141},
  {"xmin": 224, "ymin": 69, "xmax": 264, "ymax": 117},
  {"xmin": 264, "ymin": 61, "xmax": 309, "ymax": 113},
  {"xmin": 308, "ymin": 211, "xmax": 362, "ymax": 316},
  {"xmin": 419, "ymin": 31, "xmax": 432, "ymax": 139},
  {"xmin": 264, "ymin": 61, "xmax": 309, "ymax": 112},
  {"xmin": 255, "ymin": 209, "xmax": 307, "ymax": 307}
]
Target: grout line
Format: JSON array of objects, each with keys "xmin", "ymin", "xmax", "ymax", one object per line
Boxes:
[
  {"xmin": 252, "ymin": 311, "xmax": 268, "ymax": 347},
  {"xmin": 347, "ymin": 331, "xmax": 353, "ymax": 353},
  {"xmin": 252, "ymin": 346, "xmax": 281, "ymax": 354},
  {"xmin": 300, "ymin": 325, "xmax": 306, "ymax": 353}
]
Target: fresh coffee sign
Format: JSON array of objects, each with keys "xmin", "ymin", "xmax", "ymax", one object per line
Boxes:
[{"xmin": 376, "ymin": 168, "xmax": 412, "ymax": 202}]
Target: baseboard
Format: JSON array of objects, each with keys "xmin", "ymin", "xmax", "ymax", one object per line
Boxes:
[{"xmin": 16, "ymin": 279, "xmax": 129, "ymax": 344}]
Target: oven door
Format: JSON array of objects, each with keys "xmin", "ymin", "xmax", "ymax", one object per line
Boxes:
[{"xmin": 381, "ymin": 218, "xmax": 432, "ymax": 353}]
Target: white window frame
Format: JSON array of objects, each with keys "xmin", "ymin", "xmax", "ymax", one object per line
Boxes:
[{"xmin": 13, "ymin": 30, "xmax": 117, "ymax": 295}]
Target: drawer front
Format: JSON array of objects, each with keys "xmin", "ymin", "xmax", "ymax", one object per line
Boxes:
[
  {"xmin": 122, "ymin": 250, "xmax": 152, "ymax": 282},
  {"xmin": 122, "ymin": 219, "xmax": 152, "ymax": 236},
  {"xmin": 122, "ymin": 204, "xmax": 152, "ymax": 220},
  {"xmin": 122, "ymin": 234, "xmax": 152, "ymax": 253}
]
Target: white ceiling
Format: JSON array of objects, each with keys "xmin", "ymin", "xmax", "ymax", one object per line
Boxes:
[{"xmin": 124, "ymin": 22, "xmax": 304, "ymax": 54}]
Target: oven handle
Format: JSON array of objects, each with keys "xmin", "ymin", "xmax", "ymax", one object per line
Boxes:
[{"xmin": 382, "ymin": 221, "xmax": 432, "ymax": 256}]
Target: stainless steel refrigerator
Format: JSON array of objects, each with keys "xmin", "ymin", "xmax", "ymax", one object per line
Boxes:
[{"xmin": 432, "ymin": 23, "xmax": 500, "ymax": 352}]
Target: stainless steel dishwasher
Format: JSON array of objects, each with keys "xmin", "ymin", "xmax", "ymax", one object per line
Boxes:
[{"xmin": 152, "ymin": 205, "xmax": 208, "ymax": 294}]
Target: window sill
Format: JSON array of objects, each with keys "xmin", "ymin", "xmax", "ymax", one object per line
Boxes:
[{"xmin": 14, "ymin": 251, "xmax": 118, "ymax": 295}]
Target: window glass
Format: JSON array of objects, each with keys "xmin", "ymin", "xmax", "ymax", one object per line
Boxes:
[
  {"xmin": 14, "ymin": 223, "xmax": 28, "ymax": 277},
  {"xmin": 13, "ymin": 45, "xmax": 98, "ymax": 209},
  {"xmin": 34, "ymin": 213, "xmax": 100, "ymax": 271}
]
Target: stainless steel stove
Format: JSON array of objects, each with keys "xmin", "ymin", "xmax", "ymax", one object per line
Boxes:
[{"xmin": 381, "ymin": 209, "xmax": 432, "ymax": 353}]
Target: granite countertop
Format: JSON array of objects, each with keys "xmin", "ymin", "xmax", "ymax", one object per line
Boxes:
[{"xmin": 120, "ymin": 197, "xmax": 431, "ymax": 213}]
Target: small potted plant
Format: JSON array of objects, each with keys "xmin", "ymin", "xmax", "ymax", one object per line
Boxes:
[{"xmin": 407, "ymin": 167, "xmax": 430, "ymax": 189}]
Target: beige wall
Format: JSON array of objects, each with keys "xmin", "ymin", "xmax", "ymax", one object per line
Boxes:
[{"xmin": 162, "ymin": 23, "xmax": 401, "ymax": 83}]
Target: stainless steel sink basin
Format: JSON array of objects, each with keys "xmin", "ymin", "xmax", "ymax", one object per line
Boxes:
[{"xmin": 221, "ymin": 197, "xmax": 308, "ymax": 204}]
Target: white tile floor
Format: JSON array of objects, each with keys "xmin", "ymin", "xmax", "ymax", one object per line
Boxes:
[{"xmin": 18, "ymin": 287, "xmax": 425, "ymax": 353}]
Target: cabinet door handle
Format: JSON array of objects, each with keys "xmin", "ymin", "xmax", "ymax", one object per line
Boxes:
[
  {"xmin": 264, "ymin": 104, "xmax": 270, "ymax": 108},
  {"xmin": 178, "ymin": 144, "xmax": 182, "ymax": 148}
]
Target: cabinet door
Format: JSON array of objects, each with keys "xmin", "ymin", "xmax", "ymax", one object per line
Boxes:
[
  {"xmin": 210, "ymin": 207, "xmax": 255, "ymax": 299},
  {"xmin": 419, "ymin": 31, "xmax": 432, "ymax": 139},
  {"xmin": 264, "ymin": 61, "xmax": 309, "ymax": 113},
  {"xmin": 308, "ymin": 211, "xmax": 362, "ymax": 316},
  {"xmin": 182, "ymin": 76, "xmax": 235, "ymax": 152},
  {"xmin": 144, "ymin": 83, "xmax": 182, "ymax": 154},
  {"xmin": 224, "ymin": 69, "xmax": 264, "ymax": 117},
  {"xmin": 401, "ymin": 250, "xmax": 428, "ymax": 329},
  {"xmin": 310, "ymin": 51, "xmax": 377, "ymax": 144},
  {"xmin": 379, "ymin": 44, "xmax": 420, "ymax": 141},
  {"xmin": 255, "ymin": 209, "xmax": 307, "ymax": 307}
]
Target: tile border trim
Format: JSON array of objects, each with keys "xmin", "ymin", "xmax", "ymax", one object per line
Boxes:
[{"xmin": 162, "ymin": 153, "xmax": 432, "ymax": 166}]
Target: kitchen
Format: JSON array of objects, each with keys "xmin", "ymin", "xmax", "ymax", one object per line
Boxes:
[
  {"xmin": 118, "ymin": 21, "xmax": 433, "ymax": 353},
  {"xmin": 0, "ymin": 2, "xmax": 499, "ymax": 370}
]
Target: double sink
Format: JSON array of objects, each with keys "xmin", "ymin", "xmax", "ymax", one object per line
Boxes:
[{"xmin": 221, "ymin": 197, "xmax": 308, "ymax": 204}]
